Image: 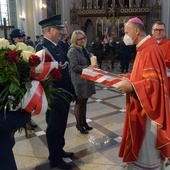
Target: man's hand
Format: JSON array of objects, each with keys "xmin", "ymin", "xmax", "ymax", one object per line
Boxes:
[{"xmin": 116, "ymin": 80, "xmax": 133, "ymax": 93}]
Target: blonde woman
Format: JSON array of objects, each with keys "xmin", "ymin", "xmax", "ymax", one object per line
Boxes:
[{"xmin": 67, "ymin": 30, "xmax": 97, "ymax": 134}]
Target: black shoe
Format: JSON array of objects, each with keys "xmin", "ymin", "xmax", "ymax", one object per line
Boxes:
[
  {"xmin": 30, "ymin": 121, "xmax": 38, "ymax": 129},
  {"xmin": 83, "ymin": 123, "xmax": 93, "ymax": 131},
  {"xmin": 50, "ymin": 159, "xmax": 72, "ymax": 169},
  {"xmin": 76, "ymin": 125, "xmax": 88, "ymax": 134},
  {"xmin": 62, "ymin": 151, "xmax": 74, "ymax": 158}
]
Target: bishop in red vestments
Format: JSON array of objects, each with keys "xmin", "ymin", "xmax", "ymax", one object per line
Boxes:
[{"xmin": 117, "ymin": 17, "xmax": 170, "ymax": 170}]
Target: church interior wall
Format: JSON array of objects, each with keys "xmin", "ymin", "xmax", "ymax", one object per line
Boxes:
[
  {"xmin": 0, "ymin": 0, "xmax": 169, "ymax": 41},
  {"xmin": 8, "ymin": 0, "xmax": 17, "ymax": 30},
  {"xmin": 58, "ymin": 0, "xmax": 82, "ymax": 36},
  {"xmin": 143, "ymin": 0, "xmax": 169, "ymax": 38},
  {"xmin": 161, "ymin": 0, "xmax": 170, "ymax": 38},
  {"xmin": 26, "ymin": 0, "xmax": 34, "ymax": 40}
]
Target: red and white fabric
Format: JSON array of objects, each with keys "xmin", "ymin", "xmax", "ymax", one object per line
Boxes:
[{"xmin": 81, "ymin": 67, "xmax": 123, "ymax": 88}]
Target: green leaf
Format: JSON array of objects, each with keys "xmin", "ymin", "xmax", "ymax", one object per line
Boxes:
[
  {"xmin": 0, "ymin": 76, "xmax": 8, "ymax": 83},
  {"xmin": 9, "ymin": 83, "xmax": 20, "ymax": 94},
  {"xmin": 25, "ymin": 81, "xmax": 32, "ymax": 91}
]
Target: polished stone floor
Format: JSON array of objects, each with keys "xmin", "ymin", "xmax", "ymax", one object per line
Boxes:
[{"xmin": 13, "ymin": 63, "xmax": 170, "ymax": 170}]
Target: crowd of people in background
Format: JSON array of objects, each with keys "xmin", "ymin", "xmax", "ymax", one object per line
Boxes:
[
  {"xmin": 6, "ymin": 26, "xmax": 137, "ymax": 75},
  {"xmin": 8, "ymin": 30, "xmax": 44, "ymax": 49},
  {"xmin": 7, "ymin": 25, "xmax": 136, "ymax": 75},
  {"xmin": 90, "ymin": 35, "xmax": 136, "ymax": 73}
]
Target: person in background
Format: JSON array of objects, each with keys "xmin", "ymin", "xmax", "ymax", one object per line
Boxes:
[
  {"xmin": 9, "ymin": 29, "xmax": 38, "ymax": 130},
  {"xmin": 40, "ymin": 34, "xmax": 44, "ymax": 42},
  {"xmin": 9, "ymin": 28, "xmax": 24, "ymax": 44},
  {"xmin": 35, "ymin": 35, "xmax": 40, "ymax": 47},
  {"xmin": 120, "ymin": 40, "xmax": 131, "ymax": 73},
  {"xmin": 117, "ymin": 17, "xmax": 170, "ymax": 169},
  {"xmin": 58, "ymin": 27, "xmax": 70, "ymax": 53},
  {"xmin": 104, "ymin": 38, "xmax": 115, "ymax": 71},
  {"xmin": 91, "ymin": 36, "xmax": 103, "ymax": 68},
  {"xmin": 35, "ymin": 15, "xmax": 75, "ymax": 169},
  {"xmin": 152, "ymin": 21, "xmax": 170, "ymax": 61},
  {"xmin": 67, "ymin": 30, "xmax": 96, "ymax": 134},
  {"xmin": 26, "ymin": 36, "xmax": 34, "ymax": 47},
  {"xmin": 22, "ymin": 33, "xmax": 26, "ymax": 44}
]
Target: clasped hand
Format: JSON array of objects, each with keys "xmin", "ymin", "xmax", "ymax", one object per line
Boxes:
[{"xmin": 116, "ymin": 78, "xmax": 133, "ymax": 93}]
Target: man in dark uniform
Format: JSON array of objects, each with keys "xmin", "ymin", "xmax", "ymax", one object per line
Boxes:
[
  {"xmin": 58, "ymin": 33, "xmax": 70, "ymax": 54},
  {"xmin": 91, "ymin": 36, "xmax": 103, "ymax": 68},
  {"xmin": 35, "ymin": 35, "xmax": 40, "ymax": 47},
  {"xmin": 35, "ymin": 15, "xmax": 75, "ymax": 169},
  {"xmin": 26, "ymin": 36, "xmax": 34, "ymax": 47},
  {"xmin": 58, "ymin": 26, "xmax": 70, "ymax": 53}
]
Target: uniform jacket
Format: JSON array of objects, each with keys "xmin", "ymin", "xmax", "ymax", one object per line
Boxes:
[{"xmin": 35, "ymin": 38, "xmax": 75, "ymax": 106}]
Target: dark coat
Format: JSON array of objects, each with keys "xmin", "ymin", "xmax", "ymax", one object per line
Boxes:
[
  {"xmin": 67, "ymin": 45, "xmax": 96, "ymax": 98},
  {"xmin": 0, "ymin": 101, "xmax": 30, "ymax": 170},
  {"xmin": 58, "ymin": 40, "xmax": 70, "ymax": 54}
]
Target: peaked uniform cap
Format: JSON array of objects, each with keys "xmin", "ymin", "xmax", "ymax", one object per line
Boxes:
[
  {"xmin": 39, "ymin": 15, "xmax": 65, "ymax": 29},
  {"xmin": 127, "ymin": 17, "xmax": 144, "ymax": 25},
  {"xmin": 9, "ymin": 29, "xmax": 23, "ymax": 38}
]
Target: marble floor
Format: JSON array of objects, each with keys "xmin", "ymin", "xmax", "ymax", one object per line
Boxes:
[{"xmin": 13, "ymin": 63, "xmax": 170, "ymax": 170}]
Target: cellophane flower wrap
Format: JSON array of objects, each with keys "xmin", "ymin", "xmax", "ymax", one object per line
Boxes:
[{"xmin": 0, "ymin": 38, "xmax": 72, "ymax": 132}]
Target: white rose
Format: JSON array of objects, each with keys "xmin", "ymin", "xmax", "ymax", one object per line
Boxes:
[
  {"xmin": 8, "ymin": 44, "xmax": 16, "ymax": 50},
  {"xmin": 21, "ymin": 51, "xmax": 34, "ymax": 62},
  {"xmin": 0, "ymin": 38, "xmax": 10, "ymax": 49},
  {"xmin": 16, "ymin": 42, "xmax": 27, "ymax": 51},
  {"xmin": 26, "ymin": 45, "xmax": 35, "ymax": 53}
]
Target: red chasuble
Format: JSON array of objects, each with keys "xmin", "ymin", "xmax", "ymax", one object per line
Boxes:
[
  {"xmin": 119, "ymin": 37, "xmax": 170, "ymax": 162},
  {"xmin": 158, "ymin": 36, "xmax": 170, "ymax": 61}
]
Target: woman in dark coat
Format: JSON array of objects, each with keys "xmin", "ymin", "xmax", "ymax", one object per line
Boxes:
[{"xmin": 67, "ymin": 30, "xmax": 96, "ymax": 134}]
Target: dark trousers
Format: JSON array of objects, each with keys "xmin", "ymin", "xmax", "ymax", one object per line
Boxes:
[
  {"xmin": 121, "ymin": 55, "xmax": 131, "ymax": 72},
  {"xmin": 46, "ymin": 102, "xmax": 69, "ymax": 164},
  {"xmin": 94, "ymin": 52, "xmax": 102, "ymax": 68},
  {"xmin": 0, "ymin": 131, "xmax": 17, "ymax": 170},
  {"xmin": 0, "ymin": 110, "xmax": 30, "ymax": 170}
]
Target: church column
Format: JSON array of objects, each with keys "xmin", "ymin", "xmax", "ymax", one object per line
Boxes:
[
  {"xmin": 32, "ymin": 0, "xmax": 46, "ymax": 40},
  {"xmin": 161, "ymin": 0, "xmax": 170, "ymax": 38},
  {"xmin": 17, "ymin": 0, "xmax": 27, "ymax": 33},
  {"xmin": 25, "ymin": 0, "xmax": 34, "ymax": 39},
  {"xmin": 60, "ymin": 0, "xmax": 72, "ymax": 24},
  {"xmin": 8, "ymin": 0, "xmax": 17, "ymax": 29}
]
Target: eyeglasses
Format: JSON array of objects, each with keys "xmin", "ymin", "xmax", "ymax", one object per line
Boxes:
[
  {"xmin": 152, "ymin": 29, "xmax": 165, "ymax": 33},
  {"xmin": 77, "ymin": 37, "xmax": 85, "ymax": 41}
]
